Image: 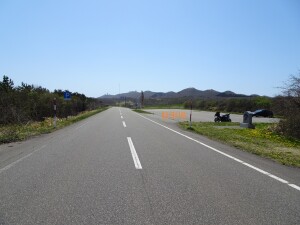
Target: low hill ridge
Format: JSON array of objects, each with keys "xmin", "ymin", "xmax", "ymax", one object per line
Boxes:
[{"xmin": 99, "ymin": 88, "xmax": 255, "ymax": 99}]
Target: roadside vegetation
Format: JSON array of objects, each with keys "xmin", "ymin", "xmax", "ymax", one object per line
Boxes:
[
  {"xmin": 183, "ymin": 96, "xmax": 272, "ymax": 115},
  {"xmin": 0, "ymin": 75, "xmax": 107, "ymax": 144},
  {"xmin": 132, "ymin": 109, "xmax": 153, "ymax": 114},
  {"xmin": 179, "ymin": 122, "xmax": 300, "ymax": 167},
  {"xmin": 274, "ymin": 74, "xmax": 300, "ymax": 140},
  {"xmin": 182, "ymin": 72, "xmax": 300, "ymax": 140},
  {"xmin": 179, "ymin": 72, "xmax": 300, "ymax": 167},
  {"xmin": 143, "ymin": 104, "xmax": 184, "ymax": 109},
  {"xmin": 0, "ymin": 75, "xmax": 103, "ymax": 124},
  {"xmin": 0, "ymin": 107, "xmax": 108, "ymax": 144}
]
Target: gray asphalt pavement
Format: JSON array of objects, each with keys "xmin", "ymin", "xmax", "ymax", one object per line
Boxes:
[
  {"xmin": 143, "ymin": 109, "xmax": 280, "ymax": 123},
  {"xmin": 0, "ymin": 107, "xmax": 299, "ymax": 225}
]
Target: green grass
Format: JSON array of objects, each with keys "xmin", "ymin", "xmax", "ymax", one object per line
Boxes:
[
  {"xmin": 132, "ymin": 109, "xmax": 154, "ymax": 114},
  {"xmin": 179, "ymin": 121, "xmax": 300, "ymax": 167},
  {"xmin": 0, "ymin": 107, "xmax": 108, "ymax": 144}
]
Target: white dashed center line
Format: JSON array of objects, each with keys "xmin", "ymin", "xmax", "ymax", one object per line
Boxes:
[{"xmin": 127, "ymin": 137, "xmax": 142, "ymax": 169}]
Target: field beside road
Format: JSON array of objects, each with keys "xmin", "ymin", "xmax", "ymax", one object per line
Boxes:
[
  {"xmin": 0, "ymin": 107, "xmax": 108, "ymax": 144},
  {"xmin": 138, "ymin": 108, "xmax": 299, "ymax": 167},
  {"xmin": 179, "ymin": 122, "xmax": 300, "ymax": 167}
]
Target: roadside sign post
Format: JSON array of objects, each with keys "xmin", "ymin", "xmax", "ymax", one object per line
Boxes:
[
  {"xmin": 189, "ymin": 100, "xmax": 192, "ymax": 128},
  {"xmin": 140, "ymin": 91, "xmax": 144, "ymax": 108},
  {"xmin": 64, "ymin": 91, "xmax": 71, "ymax": 101},
  {"xmin": 53, "ymin": 98, "xmax": 57, "ymax": 128}
]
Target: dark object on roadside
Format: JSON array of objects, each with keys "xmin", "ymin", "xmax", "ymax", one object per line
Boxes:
[
  {"xmin": 240, "ymin": 111, "xmax": 255, "ymax": 129},
  {"xmin": 252, "ymin": 109, "xmax": 274, "ymax": 118},
  {"xmin": 214, "ymin": 112, "xmax": 232, "ymax": 122}
]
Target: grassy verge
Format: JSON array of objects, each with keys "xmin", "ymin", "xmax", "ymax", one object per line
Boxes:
[
  {"xmin": 179, "ymin": 121, "xmax": 300, "ymax": 167},
  {"xmin": 0, "ymin": 107, "xmax": 108, "ymax": 144},
  {"xmin": 132, "ymin": 109, "xmax": 154, "ymax": 114}
]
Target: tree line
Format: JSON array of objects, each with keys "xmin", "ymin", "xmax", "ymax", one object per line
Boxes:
[
  {"xmin": 182, "ymin": 72, "xmax": 300, "ymax": 140},
  {"xmin": 0, "ymin": 76, "xmax": 103, "ymax": 124},
  {"xmin": 275, "ymin": 74, "xmax": 300, "ymax": 139},
  {"xmin": 2, "ymin": 72, "xmax": 299, "ymax": 140},
  {"xmin": 183, "ymin": 96, "xmax": 273, "ymax": 114}
]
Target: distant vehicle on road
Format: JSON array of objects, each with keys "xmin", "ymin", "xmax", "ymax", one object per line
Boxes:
[{"xmin": 252, "ymin": 109, "xmax": 274, "ymax": 118}]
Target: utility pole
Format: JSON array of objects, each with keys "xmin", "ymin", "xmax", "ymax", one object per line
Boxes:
[
  {"xmin": 53, "ymin": 98, "xmax": 57, "ymax": 128},
  {"xmin": 141, "ymin": 91, "xmax": 144, "ymax": 108},
  {"xmin": 118, "ymin": 83, "xmax": 120, "ymax": 107},
  {"xmin": 189, "ymin": 100, "xmax": 192, "ymax": 128}
]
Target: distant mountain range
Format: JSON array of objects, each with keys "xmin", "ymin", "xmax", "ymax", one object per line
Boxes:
[{"xmin": 99, "ymin": 88, "xmax": 259, "ymax": 99}]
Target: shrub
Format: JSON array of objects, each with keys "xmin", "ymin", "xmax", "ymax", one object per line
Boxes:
[{"xmin": 275, "ymin": 72, "xmax": 300, "ymax": 140}]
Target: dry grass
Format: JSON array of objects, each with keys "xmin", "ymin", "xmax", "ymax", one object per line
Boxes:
[
  {"xmin": 179, "ymin": 122, "xmax": 300, "ymax": 167},
  {"xmin": 0, "ymin": 107, "xmax": 108, "ymax": 144}
]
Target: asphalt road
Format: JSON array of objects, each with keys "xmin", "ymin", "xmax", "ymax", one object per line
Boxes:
[
  {"xmin": 143, "ymin": 109, "xmax": 280, "ymax": 123},
  {"xmin": 0, "ymin": 107, "xmax": 299, "ymax": 225}
]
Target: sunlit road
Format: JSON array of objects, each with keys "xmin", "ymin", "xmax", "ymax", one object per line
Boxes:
[
  {"xmin": 143, "ymin": 109, "xmax": 280, "ymax": 123},
  {"xmin": 0, "ymin": 107, "xmax": 299, "ymax": 225}
]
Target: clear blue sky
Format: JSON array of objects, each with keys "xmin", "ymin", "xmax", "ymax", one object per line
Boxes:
[{"xmin": 1, "ymin": 0, "xmax": 299, "ymax": 97}]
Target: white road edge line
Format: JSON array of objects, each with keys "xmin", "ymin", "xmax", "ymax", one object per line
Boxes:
[
  {"xmin": 76, "ymin": 123, "xmax": 87, "ymax": 130},
  {"xmin": 288, "ymin": 184, "xmax": 300, "ymax": 191},
  {"xmin": 135, "ymin": 112, "xmax": 300, "ymax": 192},
  {"xmin": 127, "ymin": 137, "xmax": 142, "ymax": 169},
  {"xmin": 122, "ymin": 121, "xmax": 127, "ymax": 127},
  {"xmin": 0, "ymin": 145, "xmax": 47, "ymax": 174}
]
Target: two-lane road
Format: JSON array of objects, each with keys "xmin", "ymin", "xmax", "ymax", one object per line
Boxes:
[{"xmin": 0, "ymin": 107, "xmax": 299, "ymax": 224}]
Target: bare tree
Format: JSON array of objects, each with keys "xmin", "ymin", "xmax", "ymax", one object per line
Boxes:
[
  {"xmin": 277, "ymin": 71, "xmax": 300, "ymax": 139},
  {"xmin": 281, "ymin": 72, "xmax": 300, "ymax": 107}
]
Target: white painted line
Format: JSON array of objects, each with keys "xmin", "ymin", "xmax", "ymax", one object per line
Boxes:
[
  {"xmin": 288, "ymin": 184, "xmax": 300, "ymax": 191},
  {"xmin": 76, "ymin": 123, "xmax": 87, "ymax": 130},
  {"xmin": 121, "ymin": 116, "xmax": 123, "ymax": 119},
  {"xmin": 134, "ymin": 112, "xmax": 300, "ymax": 192},
  {"xmin": 267, "ymin": 174, "xmax": 289, "ymax": 184},
  {"xmin": 127, "ymin": 137, "xmax": 142, "ymax": 169},
  {"xmin": 242, "ymin": 163, "xmax": 269, "ymax": 175},
  {"xmin": 0, "ymin": 145, "xmax": 47, "ymax": 174},
  {"xmin": 122, "ymin": 121, "xmax": 126, "ymax": 127}
]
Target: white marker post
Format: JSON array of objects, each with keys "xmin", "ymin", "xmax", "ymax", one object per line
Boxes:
[{"xmin": 53, "ymin": 98, "xmax": 57, "ymax": 128}]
